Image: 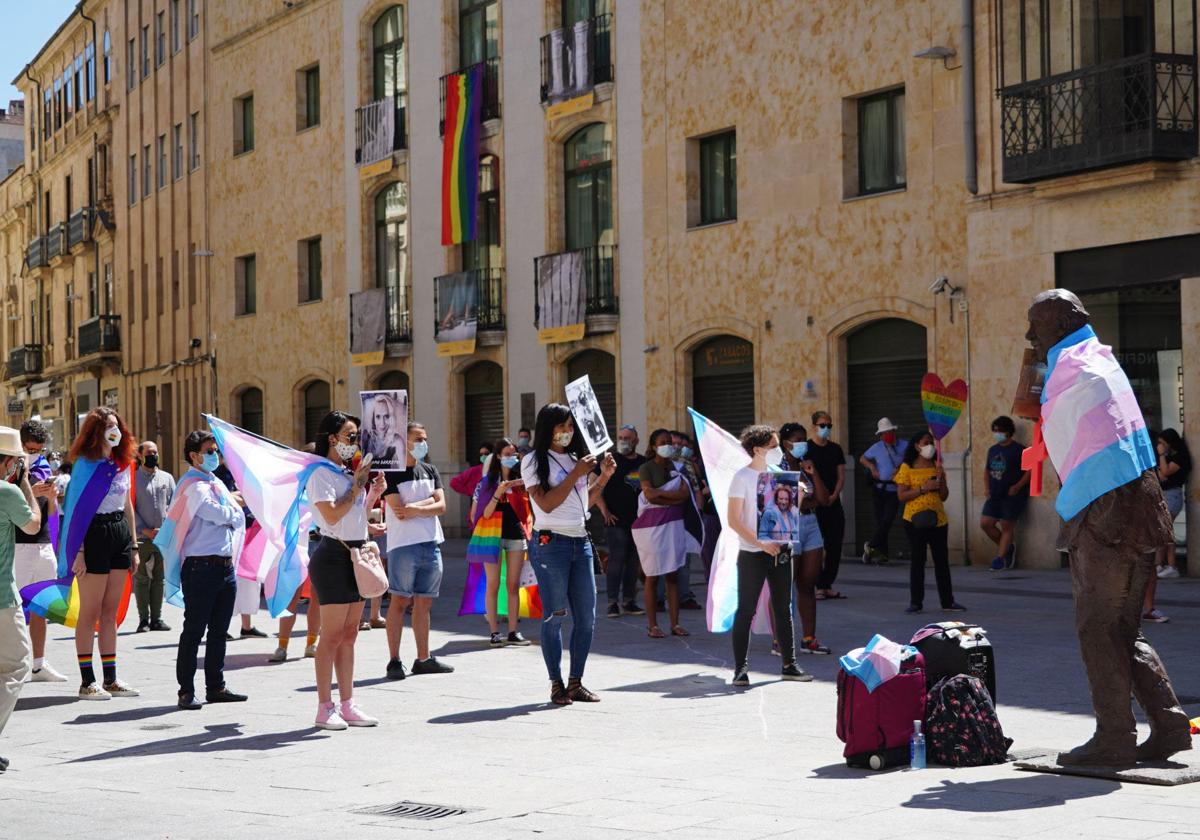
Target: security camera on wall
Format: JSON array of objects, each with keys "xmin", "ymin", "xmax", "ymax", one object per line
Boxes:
[{"xmin": 929, "ymin": 276, "xmax": 951, "ymax": 295}]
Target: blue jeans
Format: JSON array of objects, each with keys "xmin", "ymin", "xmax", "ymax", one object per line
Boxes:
[
  {"xmin": 529, "ymin": 533, "xmax": 596, "ymax": 682},
  {"xmin": 176, "ymin": 557, "xmax": 237, "ymax": 696}
]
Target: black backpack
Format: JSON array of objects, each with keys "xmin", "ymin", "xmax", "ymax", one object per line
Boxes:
[{"xmin": 925, "ymin": 674, "xmax": 1012, "ymax": 767}]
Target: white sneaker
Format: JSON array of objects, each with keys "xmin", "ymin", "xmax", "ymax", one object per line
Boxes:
[
  {"xmin": 304, "ymin": 643, "xmax": 318, "ymax": 658},
  {"xmin": 1158, "ymin": 566, "xmax": 1180, "ymax": 579},
  {"xmin": 315, "ymin": 702, "xmax": 347, "ymax": 731},
  {"xmin": 103, "ymin": 679, "xmax": 140, "ymax": 697},
  {"xmin": 79, "ymin": 682, "xmax": 112, "ymax": 701},
  {"xmin": 31, "ymin": 662, "xmax": 68, "ymax": 682},
  {"xmin": 267, "ymin": 647, "xmax": 288, "ymax": 663},
  {"xmin": 339, "ymin": 700, "xmax": 379, "ymax": 727}
]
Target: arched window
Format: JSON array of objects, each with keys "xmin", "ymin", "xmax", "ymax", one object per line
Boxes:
[
  {"xmin": 564, "ymin": 123, "xmax": 612, "ymax": 251},
  {"xmin": 372, "ymin": 6, "xmax": 406, "ymax": 151},
  {"xmin": 238, "ymin": 387, "xmax": 263, "ymax": 435},
  {"xmin": 375, "ymin": 182, "xmax": 409, "ymax": 341},
  {"xmin": 463, "ymin": 155, "xmax": 500, "ymax": 271},
  {"xmin": 303, "ymin": 380, "xmax": 331, "ymax": 445},
  {"xmin": 567, "ymin": 349, "xmax": 616, "ymax": 428},
  {"xmin": 377, "ymin": 370, "xmax": 409, "ymax": 392},
  {"xmin": 463, "ymin": 361, "xmax": 503, "ymax": 461},
  {"xmin": 691, "ymin": 336, "xmax": 754, "ymax": 436},
  {"xmin": 103, "ymin": 30, "xmax": 111, "ymax": 85}
]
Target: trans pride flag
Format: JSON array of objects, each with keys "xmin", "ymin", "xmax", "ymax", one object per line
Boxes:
[
  {"xmin": 689, "ymin": 409, "xmax": 772, "ymax": 635},
  {"xmin": 205, "ymin": 415, "xmax": 340, "ymax": 617},
  {"xmin": 440, "ymin": 63, "xmax": 482, "ymax": 245},
  {"xmin": 155, "ymin": 468, "xmax": 246, "ymax": 608},
  {"xmin": 1040, "ymin": 325, "xmax": 1157, "ymax": 521}
]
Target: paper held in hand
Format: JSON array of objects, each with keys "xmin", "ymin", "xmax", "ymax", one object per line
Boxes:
[{"xmin": 565, "ymin": 374, "xmax": 613, "ymax": 456}]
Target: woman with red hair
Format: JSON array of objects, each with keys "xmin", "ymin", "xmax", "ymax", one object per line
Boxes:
[{"xmin": 63, "ymin": 408, "xmax": 140, "ymax": 700}]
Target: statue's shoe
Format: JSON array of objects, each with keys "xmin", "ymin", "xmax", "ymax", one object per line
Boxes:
[
  {"xmin": 1136, "ymin": 729, "xmax": 1193, "ymax": 762},
  {"xmin": 1057, "ymin": 735, "xmax": 1136, "ymax": 767}
]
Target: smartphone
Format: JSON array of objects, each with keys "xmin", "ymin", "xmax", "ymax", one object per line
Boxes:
[{"xmin": 360, "ymin": 452, "xmax": 374, "ymax": 470}]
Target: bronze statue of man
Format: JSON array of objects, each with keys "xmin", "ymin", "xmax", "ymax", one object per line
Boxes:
[{"xmin": 1026, "ymin": 289, "xmax": 1191, "ymax": 766}]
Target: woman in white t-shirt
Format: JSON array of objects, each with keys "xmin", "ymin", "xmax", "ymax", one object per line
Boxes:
[
  {"xmin": 520, "ymin": 403, "xmax": 616, "ymax": 706},
  {"xmin": 726, "ymin": 424, "xmax": 811, "ymax": 687},
  {"xmin": 305, "ymin": 410, "xmax": 386, "ymax": 731}
]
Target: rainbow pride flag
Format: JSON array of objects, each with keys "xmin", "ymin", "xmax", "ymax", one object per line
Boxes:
[
  {"xmin": 440, "ymin": 63, "xmax": 482, "ymax": 245},
  {"xmin": 458, "ymin": 511, "xmax": 541, "ymax": 619}
]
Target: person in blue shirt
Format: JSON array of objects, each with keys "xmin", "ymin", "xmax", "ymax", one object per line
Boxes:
[
  {"xmin": 171, "ymin": 430, "xmax": 248, "ymax": 710},
  {"xmin": 858, "ymin": 417, "xmax": 905, "ymax": 564},
  {"xmin": 979, "ymin": 415, "xmax": 1030, "ymax": 571}
]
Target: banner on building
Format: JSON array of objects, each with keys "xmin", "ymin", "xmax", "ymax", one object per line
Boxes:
[
  {"xmin": 535, "ymin": 250, "xmax": 586, "ymax": 344},
  {"xmin": 566, "ymin": 373, "xmax": 612, "ymax": 456},
  {"xmin": 545, "ymin": 19, "xmax": 594, "ymax": 106},
  {"xmin": 350, "ymin": 287, "xmax": 387, "ymax": 367},
  {"xmin": 359, "ymin": 389, "xmax": 408, "ymax": 471},
  {"xmin": 435, "ymin": 271, "xmax": 477, "ymax": 357},
  {"xmin": 441, "ymin": 64, "xmax": 482, "ymax": 245}
]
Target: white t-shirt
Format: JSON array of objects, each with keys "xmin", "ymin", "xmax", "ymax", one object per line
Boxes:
[
  {"xmin": 97, "ymin": 463, "xmax": 130, "ymax": 515},
  {"xmin": 520, "ymin": 451, "xmax": 589, "ymax": 537},
  {"xmin": 383, "ymin": 461, "xmax": 445, "ymax": 548},
  {"xmin": 728, "ymin": 466, "xmax": 764, "ymax": 552},
  {"xmin": 306, "ymin": 465, "xmax": 368, "ymax": 541}
]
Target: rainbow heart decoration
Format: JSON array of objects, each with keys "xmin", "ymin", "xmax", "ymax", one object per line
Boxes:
[{"xmin": 921, "ymin": 373, "xmax": 969, "ymax": 441}]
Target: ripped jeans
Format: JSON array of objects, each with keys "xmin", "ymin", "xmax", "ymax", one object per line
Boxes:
[{"xmin": 529, "ymin": 532, "xmax": 597, "ymax": 682}]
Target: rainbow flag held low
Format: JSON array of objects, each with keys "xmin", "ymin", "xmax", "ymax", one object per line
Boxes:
[
  {"xmin": 458, "ymin": 510, "xmax": 542, "ymax": 618},
  {"xmin": 440, "ymin": 63, "xmax": 483, "ymax": 245}
]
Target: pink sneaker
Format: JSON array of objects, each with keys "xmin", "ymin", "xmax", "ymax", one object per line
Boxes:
[
  {"xmin": 315, "ymin": 702, "xmax": 347, "ymax": 731},
  {"xmin": 339, "ymin": 700, "xmax": 379, "ymax": 727}
]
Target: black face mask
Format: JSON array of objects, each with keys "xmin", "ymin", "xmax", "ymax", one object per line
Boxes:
[{"xmin": 143, "ymin": 454, "xmax": 159, "ymax": 469}]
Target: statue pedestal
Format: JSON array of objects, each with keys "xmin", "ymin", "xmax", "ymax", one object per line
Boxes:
[{"xmin": 1015, "ymin": 748, "xmax": 1200, "ymax": 786}]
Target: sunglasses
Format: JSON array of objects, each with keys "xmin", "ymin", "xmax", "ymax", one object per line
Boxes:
[
  {"xmin": 816, "ymin": 423, "xmax": 833, "ymax": 429},
  {"xmin": 341, "ymin": 432, "xmax": 359, "ymax": 442}
]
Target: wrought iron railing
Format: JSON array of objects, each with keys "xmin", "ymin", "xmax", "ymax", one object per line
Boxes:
[
  {"xmin": 26, "ymin": 236, "xmax": 46, "ymax": 269},
  {"xmin": 433, "ymin": 268, "xmax": 505, "ymax": 336},
  {"xmin": 540, "ymin": 13, "xmax": 613, "ymax": 103},
  {"xmin": 533, "ymin": 244, "xmax": 618, "ymax": 323},
  {"xmin": 384, "ymin": 282, "xmax": 412, "ymax": 343},
  {"xmin": 999, "ymin": 53, "xmax": 1198, "ymax": 183},
  {"xmin": 5, "ymin": 344, "xmax": 43, "ymax": 380},
  {"xmin": 79, "ymin": 314, "xmax": 120, "ymax": 356},
  {"xmin": 67, "ymin": 207, "xmax": 95, "ymax": 248},
  {"xmin": 355, "ymin": 99, "xmax": 407, "ymax": 167},
  {"xmin": 45, "ymin": 223, "xmax": 65, "ymax": 260},
  {"xmin": 439, "ymin": 57, "xmax": 501, "ymax": 135}
]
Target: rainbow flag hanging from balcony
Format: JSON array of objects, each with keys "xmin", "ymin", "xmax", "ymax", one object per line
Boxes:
[{"xmin": 441, "ymin": 64, "xmax": 483, "ymax": 245}]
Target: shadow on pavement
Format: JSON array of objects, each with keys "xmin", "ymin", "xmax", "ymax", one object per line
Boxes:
[
  {"xmin": 14, "ymin": 695, "xmax": 77, "ymax": 712},
  {"xmin": 605, "ymin": 673, "xmax": 740, "ymax": 699},
  {"xmin": 293, "ymin": 676, "xmax": 393, "ymax": 693},
  {"xmin": 68, "ymin": 724, "xmax": 327, "ymax": 762},
  {"xmin": 428, "ymin": 702, "xmax": 559, "ymax": 724},
  {"xmin": 65, "ymin": 705, "xmax": 180, "ymax": 725},
  {"xmin": 429, "ymin": 639, "xmax": 492, "ymax": 658},
  {"xmin": 902, "ymin": 776, "xmax": 1120, "ymax": 810}
]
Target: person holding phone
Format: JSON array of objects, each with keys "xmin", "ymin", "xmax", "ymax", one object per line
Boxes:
[
  {"xmin": 895, "ymin": 431, "xmax": 965, "ymax": 614},
  {"xmin": 521, "ymin": 403, "xmax": 616, "ymax": 706},
  {"xmin": 778, "ymin": 422, "xmax": 831, "ymax": 656}
]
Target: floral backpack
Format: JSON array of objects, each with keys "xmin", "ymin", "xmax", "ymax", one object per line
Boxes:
[{"xmin": 924, "ymin": 674, "xmax": 1012, "ymax": 767}]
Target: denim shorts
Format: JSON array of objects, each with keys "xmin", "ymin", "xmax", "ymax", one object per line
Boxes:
[
  {"xmin": 387, "ymin": 541, "xmax": 443, "ymax": 598},
  {"xmin": 499, "ymin": 538, "xmax": 528, "ymax": 556},
  {"xmin": 1164, "ymin": 485, "xmax": 1184, "ymax": 521},
  {"xmin": 791, "ymin": 513, "xmax": 824, "ymax": 553}
]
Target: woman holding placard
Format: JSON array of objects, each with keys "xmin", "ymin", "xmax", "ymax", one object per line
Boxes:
[{"xmin": 894, "ymin": 430, "xmax": 965, "ymax": 614}]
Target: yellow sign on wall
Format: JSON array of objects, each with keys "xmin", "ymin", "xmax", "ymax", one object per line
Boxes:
[
  {"xmin": 437, "ymin": 339, "xmax": 477, "ymax": 357},
  {"xmin": 546, "ymin": 91, "xmax": 595, "ymax": 122},
  {"xmin": 351, "ymin": 351, "xmax": 386, "ymax": 367},
  {"xmin": 538, "ymin": 323, "xmax": 586, "ymax": 345},
  {"xmin": 359, "ymin": 157, "xmax": 394, "ymax": 180}
]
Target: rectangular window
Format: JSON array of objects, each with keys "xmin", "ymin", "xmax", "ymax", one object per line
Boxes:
[
  {"xmin": 64, "ymin": 68, "xmax": 72, "ymax": 119},
  {"xmin": 127, "ymin": 39, "xmax": 136, "ymax": 90},
  {"xmin": 299, "ymin": 237, "xmax": 322, "ymax": 302},
  {"xmin": 43, "ymin": 91, "xmax": 51, "ymax": 139},
  {"xmin": 188, "ymin": 0, "xmax": 200, "ymax": 40},
  {"xmin": 103, "ymin": 30, "xmax": 111, "ymax": 84},
  {"xmin": 75, "ymin": 55, "xmax": 84, "ymax": 107},
  {"xmin": 88, "ymin": 270, "xmax": 99, "ymax": 318},
  {"xmin": 85, "ymin": 43, "xmax": 95, "ymax": 101},
  {"xmin": 172, "ymin": 123, "xmax": 183, "ymax": 179},
  {"xmin": 856, "ymin": 88, "xmax": 906, "ymax": 196},
  {"xmin": 235, "ymin": 255, "xmax": 257, "ymax": 315},
  {"xmin": 157, "ymin": 135, "xmax": 166, "ymax": 189},
  {"xmin": 142, "ymin": 144, "xmax": 151, "ymax": 197},
  {"xmin": 699, "ymin": 131, "xmax": 737, "ymax": 225},
  {"xmin": 128, "ymin": 153, "xmax": 137, "ymax": 204},
  {"xmin": 188, "ymin": 111, "xmax": 200, "ymax": 169},
  {"xmin": 54, "ymin": 78, "xmax": 61, "ymax": 129},
  {"xmin": 300, "ymin": 66, "xmax": 320, "ymax": 129},
  {"xmin": 234, "ymin": 94, "xmax": 254, "ymax": 155},
  {"xmin": 141, "ymin": 25, "xmax": 150, "ymax": 78},
  {"xmin": 156, "ymin": 12, "xmax": 166, "ymax": 65},
  {"xmin": 141, "ymin": 263, "xmax": 149, "ymax": 321},
  {"xmin": 104, "ymin": 263, "xmax": 114, "ymax": 314},
  {"xmin": 172, "ymin": 250, "xmax": 180, "ymax": 310},
  {"xmin": 171, "ymin": 0, "xmax": 180, "ymax": 53},
  {"xmin": 156, "ymin": 256, "xmax": 164, "ymax": 316}
]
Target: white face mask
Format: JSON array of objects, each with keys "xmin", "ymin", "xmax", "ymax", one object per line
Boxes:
[
  {"xmin": 104, "ymin": 427, "xmax": 122, "ymax": 447},
  {"xmin": 656, "ymin": 444, "xmax": 677, "ymax": 459},
  {"xmin": 553, "ymin": 431, "xmax": 574, "ymax": 447},
  {"xmin": 616, "ymin": 440, "xmax": 633, "ymax": 455},
  {"xmin": 335, "ymin": 442, "xmax": 358, "ymax": 461},
  {"xmin": 919, "ymin": 444, "xmax": 936, "ymax": 461},
  {"xmin": 763, "ymin": 446, "xmax": 785, "ymax": 467}
]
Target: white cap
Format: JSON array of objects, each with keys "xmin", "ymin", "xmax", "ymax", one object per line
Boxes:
[
  {"xmin": 876, "ymin": 417, "xmax": 899, "ymax": 435},
  {"xmin": 0, "ymin": 426, "xmax": 21, "ymax": 458}
]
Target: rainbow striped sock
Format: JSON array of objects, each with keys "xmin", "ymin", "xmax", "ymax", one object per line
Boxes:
[
  {"xmin": 100, "ymin": 653, "xmax": 116, "ymax": 685},
  {"xmin": 78, "ymin": 653, "xmax": 95, "ymax": 685}
]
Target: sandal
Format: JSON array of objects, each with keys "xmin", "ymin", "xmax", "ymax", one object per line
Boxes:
[
  {"xmin": 671, "ymin": 625, "xmax": 690, "ymax": 637},
  {"xmin": 824, "ymin": 590, "xmax": 847, "ymax": 600},
  {"xmin": 550, "ymin": 680, "xmax": 573, "ymax": 706},
  {"xmin": 567, "ymin": 681, "xmax": 600, "ymax": 703},
  {"xmin": 814, "ymin": 592, "xmax": 828, "ymax": 601},
  {"xmin": 647, "ymin": 626, "xmax": 666, "ymax": 638}
]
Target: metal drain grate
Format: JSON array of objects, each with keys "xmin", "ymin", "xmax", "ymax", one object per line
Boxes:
[{"xmin": 354, "ymin": 801, "xmax": 472, "ymax": 821}]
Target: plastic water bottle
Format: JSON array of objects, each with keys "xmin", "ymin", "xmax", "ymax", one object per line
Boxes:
[{"xmin": 910, "ymin": 720, "xmax": 926, "ymax": 769}]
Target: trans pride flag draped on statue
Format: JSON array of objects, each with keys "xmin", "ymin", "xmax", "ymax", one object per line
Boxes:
[
  {"xmin": 689, "ymin": 409, "xmax": 772, "ymax": 635},
  {"xmin": 156, "ymin": 468, "xmax": 247, "ymax": 609},
  {"xmin": 1040, "ymin": 325, "xmax": 1157, "ymax": 521},
  {"xmin": 206, "ymin": 415, "xmax": 341, "ymax": 617},
  {"xmin": 440, "ymin": 63, "xmax": 483, "ymax": 245}
]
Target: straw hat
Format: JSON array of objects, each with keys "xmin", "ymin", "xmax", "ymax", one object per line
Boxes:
[{"xmin": 0, "ymin": 426, "xmax": 22, "ymax": 457}]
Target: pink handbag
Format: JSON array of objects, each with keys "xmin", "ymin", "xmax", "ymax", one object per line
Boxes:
[{"xmin": 346, "ymin": 540, "xmax": 388, "ymax": 599}]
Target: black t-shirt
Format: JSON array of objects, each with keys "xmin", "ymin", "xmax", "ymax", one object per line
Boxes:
[
  {"xmin": 14, "ymin": 496, "xmax": 48, "ymax": 544},
  {"xmin": 600, "ymin": 453, "xmax": 646, "ymax": 527},
  {"xmin": 986, "ymin": 441, "xmax": 1027, "ymax": 499},
  {"xmin": 1162, "ymin": 450, "xmax": 1192, "ymax": 490},
  {"xmin": 496, "ymin": 498, "xmax": 524, "ymax": 540},
  {"xmin": 807, "ymin": 441, "xmax": 845, "ymax": 501}
]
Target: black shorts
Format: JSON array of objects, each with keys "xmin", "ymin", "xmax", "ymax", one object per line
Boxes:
[
  {"xmin": 82, "ymin": 511, "xmax": 135, "ymax": 574},
  {"xmin": 981, "ymin": 495, "xmax": 1027, "ymax": 523},
  {"xmin": 307, "ymin": 537, "xmax": 364, "ymax": 605}
]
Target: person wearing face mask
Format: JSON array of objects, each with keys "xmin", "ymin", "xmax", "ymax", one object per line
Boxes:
[
  {"xmin": 895, "ymin": 430, "xmax": 965, "ymax": 614},
  {"xmin": 449, "ymin": 442, "xmax": 494, "ymax": 500},
  {"xmin": 383, "ymin": 422, "xmax": 453, "ymax": 679},
  {"xmin": 594, "ymin": 424, "xmax": 646, "ymax": 618},
  {"xmin": 521, "ymin": 404, "xmax": 616, "ymax": 705},
  {"xmin": 726, "ymin": 425, "xmax": 811, "ymax": 686},
  {"xmin": 807, "ymin": 411, "xmax": 847, "ymax": 600},
  {"xmin": 156, "ymin": 431, "xmax": 248, "ymax": 710},
  {"xmin": 778, "ymin": 423, "xmax": 831, "ymax": 656},
  {"xmin": 858, "ymin": 418, "xmax": 904, "ymax": 566},
  {"xmin": 634, "ymin": 429, "xmax": 697, "ymax": 638},
  {"xmin": 468, "ymin": 438, "xmax": 534, "ymax": 646},
  {"xmin": 516, "ymin": 428, "xmax": 533, "ymax": 456},
  {"xmin": 980, "ymin": 415, "xmax": 1030, "ymax": 572},
  {"xmin": 133, "ymin": 440, "xmax": 176, "ymax": 633},
  {"xmin": 667, "ymin": 431, "xmax": 703, "ymax": 610}
]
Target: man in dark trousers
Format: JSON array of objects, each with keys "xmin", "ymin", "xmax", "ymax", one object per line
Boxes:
[
  {"xmin": 1026, "ymin": 289, "xmax": 1190, "ymax": 766},
  {"xmin": 807, "ymin": 410, "xmax": 846, "ymax": 599}
]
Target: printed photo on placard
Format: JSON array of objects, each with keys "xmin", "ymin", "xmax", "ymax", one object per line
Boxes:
[
  {"xmin": 757, "ymin": 471, "xmax": 805, "ymax": 543},
  {"xmin": 565, "ymin": 373, "xmax": 612, "ymax": 456},
  {"xmin": 435, "ymin": 271, "xmax": 478, "ymax": 355},
  {"xmin": 360, "ymin": 389, "xmax": 409, "ymax": 471}
]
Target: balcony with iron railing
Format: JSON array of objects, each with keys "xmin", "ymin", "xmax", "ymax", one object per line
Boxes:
[
  {"xmin": 384, "ymin": 282, "xmax": 412, "ymax": 349},
  {"xmin": 434, "ymin": 268, "xmax": 505, "ymax": 345},
  {"xmin": 25, "ymin": 236, "xmax": 46, "ymax": 270},
  {"xmin": 45, "ymin": 223, "xmax": 68, "ymax": 263},
  {"xmin": 539, "ymin": 13, "xmax": 613, "ymax": 104},
  {"xmin": 439, "ymin": 57, "xmax": 501, "ymax": 135},
  {"xmin": 67, "ymin": 207, "xmax": 95, "ymax": 250},
  {"xmin": 4, "ymin": 344, "xmax": 43, "ymax": 381},
  {"xmin": 355, "ymin": 99, "xmax": 407, "ymax": 168},
  {"xmin": 78, "ymin": 314, "xmax": 120, "ymax": 358},
  {"xmin": 534, "ymin": 244, "xmax": 618, "ymax": 334},
  {"xmin": 999, "ymin": 54, "xmax": 1198, "ymax": 183}
]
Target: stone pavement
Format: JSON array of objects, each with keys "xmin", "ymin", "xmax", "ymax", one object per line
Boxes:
[{"xmin": 3, "ymin": 541, "xmax": 1199, "ymax": 839}]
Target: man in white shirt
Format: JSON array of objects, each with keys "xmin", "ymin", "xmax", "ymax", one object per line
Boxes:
[{"xmin": 382, "ymin": 423, "xmax": 452, "ymax": 680}]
